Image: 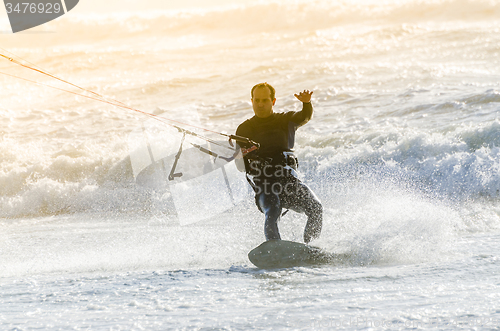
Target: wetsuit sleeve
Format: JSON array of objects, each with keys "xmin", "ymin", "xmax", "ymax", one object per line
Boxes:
[
  {"xmin": 235, "ymin": 122, "xmax": 253, "ymax": 172},
  {"xmin": 289, "ymin": 102, "xmax": 313, "ymax": 127},
  {"xmin": 235, "ymin": 122, "xmax": 253, "ymax": 149}
]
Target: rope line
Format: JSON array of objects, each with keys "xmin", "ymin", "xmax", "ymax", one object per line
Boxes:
[{"xmin": 0, "ymin": 50, "xmax": 256, "ymax": 151}]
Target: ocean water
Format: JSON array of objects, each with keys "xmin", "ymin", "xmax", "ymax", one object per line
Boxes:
[{"xmin": 1, "ymin": 0, "xmax": 500, "ymax": 329}]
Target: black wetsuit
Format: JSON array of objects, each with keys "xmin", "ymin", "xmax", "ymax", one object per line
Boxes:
[{"xmin": 236, "ymin": 102, "xmax": 322, "ymax": 243}]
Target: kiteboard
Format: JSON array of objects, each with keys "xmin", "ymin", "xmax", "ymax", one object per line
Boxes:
[{"xmin": 248, "ymin": 240, "xmax": 343, "ymax": 269}]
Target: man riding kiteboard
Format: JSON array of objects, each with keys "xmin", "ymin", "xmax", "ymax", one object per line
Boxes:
[{"xmin": 235, "ymin": 82, "xmax": 322, "ymax": 244}]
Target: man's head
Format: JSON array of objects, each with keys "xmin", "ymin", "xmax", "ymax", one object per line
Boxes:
[{"xmin": 251, "ymin": 82, "xmax": 276, "ymax": 118}]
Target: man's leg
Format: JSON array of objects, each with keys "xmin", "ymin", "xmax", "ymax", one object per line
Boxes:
[
  {"xmin": 256, "ymin": 191, "xmax": 282, "ymax": 241},
  {"xmin": 303, "ymin": 193, "xmax": 322, "ymax": 244},
  {"xmin": 282, "ymin": 179, "xmax": 323, "ymax": 244}
]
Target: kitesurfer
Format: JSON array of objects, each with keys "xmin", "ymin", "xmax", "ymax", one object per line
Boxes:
[{"xmin": 235, "ymin": 82, "xmax": 322, "ymax": 244}]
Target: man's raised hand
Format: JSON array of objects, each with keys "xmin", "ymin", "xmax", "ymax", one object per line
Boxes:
[{"xmin": 294, "ymin": 90, "xmax": 313, "ymax": 103}]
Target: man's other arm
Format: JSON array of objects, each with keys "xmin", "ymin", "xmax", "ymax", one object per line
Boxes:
[
  {"xmin": 290, "ymin": 102, "xmax": 313, "ymax": 127},
  {"xmin": 290, "ymin": 90, "xmax": 314, "ymax": 127},
  {"xmin": 235, "ymin": 123, "xmax": 252, "ymax": 172}
]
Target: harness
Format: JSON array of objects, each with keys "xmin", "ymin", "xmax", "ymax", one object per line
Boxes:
[{"xmin": 245, "ymin": 151, "xmax": 299, "ymax": 191}]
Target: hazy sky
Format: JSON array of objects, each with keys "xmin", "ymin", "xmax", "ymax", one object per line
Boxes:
[
  {"xmin": 73, "ymin": 0, "xmax": 258, "ymax": 13},
  {"xmin": 0, "ymin": 0, "xmax": 259, "ymax": 28}
]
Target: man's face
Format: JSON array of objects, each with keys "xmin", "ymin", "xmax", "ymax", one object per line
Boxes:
[{"xmin": 252, "ymin": 87, "xmax": 276, "ymax": 118}]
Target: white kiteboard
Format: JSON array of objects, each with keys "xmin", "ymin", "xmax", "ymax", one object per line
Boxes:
[{"xmin": 248, "ymin": 240, "xmax": 343, "ymax": 269}]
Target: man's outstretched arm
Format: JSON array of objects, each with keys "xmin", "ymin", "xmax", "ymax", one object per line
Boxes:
[{"xmin": 290, "ymin": 90, "xmax": 314, "ymax": 126}]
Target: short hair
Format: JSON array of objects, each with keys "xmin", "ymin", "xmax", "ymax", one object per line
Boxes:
[{"xmin": 251, "ymin": 82, "xmax": 275, "ymax": 100}]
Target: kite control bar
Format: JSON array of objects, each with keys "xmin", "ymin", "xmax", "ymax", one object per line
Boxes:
[{"xmin": 227, "ymin": 134, "xmax": 260, "ymax": 149}]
